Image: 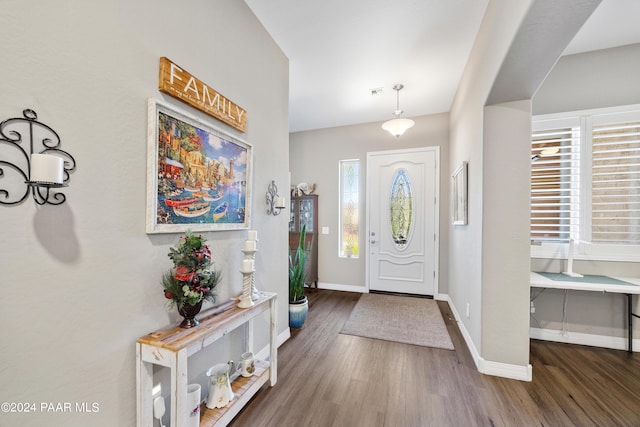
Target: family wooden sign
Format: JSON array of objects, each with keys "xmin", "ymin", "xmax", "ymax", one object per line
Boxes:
[{"xmin": 158, "ymin": 57, "xmax": 247, "ymax": 133}]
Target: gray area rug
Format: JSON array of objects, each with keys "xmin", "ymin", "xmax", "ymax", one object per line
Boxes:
[{"xmin": 340, "ymin": 293, "xmax": 454, "ymax": 350}]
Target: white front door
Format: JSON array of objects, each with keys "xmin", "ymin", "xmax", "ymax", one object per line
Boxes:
[{"xmin": 367, "ymin": 147, "xmax": 439, "ymax": 296}]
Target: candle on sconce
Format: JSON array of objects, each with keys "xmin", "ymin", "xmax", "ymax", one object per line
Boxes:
[
  {"xmin": 30, "ymin": 153, "xmax": 64, "ymax": 184},
  {"xmin": 247, "ymin": 230, "xmax": 258, "ymax": 241},
  {"xmin": 242, "ymin": 259, "xmax": 255, "ymax": 272},
  {"xmin": 245, "ymin": 240, "xmax": 256, "ymax": 252},
  {"xmin": 275, "ymin": 196, "xmax": 286, "ymax": 209}
]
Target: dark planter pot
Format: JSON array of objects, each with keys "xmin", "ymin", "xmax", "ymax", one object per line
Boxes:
[
  {"xmin": 177, "ymin": 300, "xmax": 203, "ymax": 328},
  {"xmin": 289, "ymin": 295, "xmax": 308, "ymax": 328}
]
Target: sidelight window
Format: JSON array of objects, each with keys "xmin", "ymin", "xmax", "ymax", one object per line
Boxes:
[{"xmin": 339, "ymin": 159, "xmax": 360, "ymax": 258}]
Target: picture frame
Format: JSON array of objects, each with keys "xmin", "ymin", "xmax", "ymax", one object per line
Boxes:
[
  {"xmin": 452, "ymin": 161, "xmax": 468, "ymax": 225},
  {"xmin": 146, "ymin": 98, "xmax": 253, "ymax": 234}
]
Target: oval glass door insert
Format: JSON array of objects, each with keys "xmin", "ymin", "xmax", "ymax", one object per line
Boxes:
[{"xmin": 390, "ymin": 168, "xmax": 413, "ymax": 248}]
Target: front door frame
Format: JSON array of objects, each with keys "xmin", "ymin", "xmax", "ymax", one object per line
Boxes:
[{"xmin": 365, "ymin": 146, "xmax": 440, "ymax": 296}]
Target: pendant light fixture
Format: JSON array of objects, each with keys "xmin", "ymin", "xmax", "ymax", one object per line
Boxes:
[{"xmin": 382, "ymin": 84, "xmax": 415, "ymax": 138}]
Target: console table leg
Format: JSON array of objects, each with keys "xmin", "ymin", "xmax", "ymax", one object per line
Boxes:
[
  {"xmin": 628, "ymin": 294, "xmax": 633, "ymax": 353},
  {"xmin": 136, "ymin": 344, "xmax": 154, "ymax": 427},
  {"xmin": 269, "ymin": 296, "xmax": 278, "ymax": 386}
]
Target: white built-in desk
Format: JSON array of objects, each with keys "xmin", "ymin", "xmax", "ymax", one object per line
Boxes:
[{"xmin": 530, "ymin": 272, "xmax": 640, "ymax": 352}]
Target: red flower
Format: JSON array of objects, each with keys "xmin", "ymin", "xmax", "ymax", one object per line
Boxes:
[
  {"xmin": 164, "ymin": 291, "xmax": 174, "ymax": 299},
  {"xmin": 174, "ymin": 265, "xmax": 196, "ymax": 282}
]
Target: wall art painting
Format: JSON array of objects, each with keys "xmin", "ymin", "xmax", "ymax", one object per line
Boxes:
[{"xmin": 146, "ymin": 98, "xmax": 252, "ymax": 233}]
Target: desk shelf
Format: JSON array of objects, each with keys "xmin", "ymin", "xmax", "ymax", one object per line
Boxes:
[{"xmin": 136, "ymin": 293, "xmax": 277, "ymax": 427}]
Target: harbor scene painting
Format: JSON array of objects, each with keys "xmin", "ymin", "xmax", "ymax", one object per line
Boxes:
[{"xmin": 146, "ymin": 99, "xmax": 252, "ymax": 233}]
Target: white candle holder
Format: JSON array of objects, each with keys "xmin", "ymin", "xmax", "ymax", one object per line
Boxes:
[
  {"xmin": 238, "ymin": 235, "xmax": 258, "ymax": 308},
  {"xmin": 237, "ymin": 269, "xmax": 255, "ymax": 308},
  {"xmin": 243, "ymin": 232, "xmax": 263, "ymax": 300},
  {"xmin": 242, "ymin": 248, "xmax": 262, "ymax": 300},
  {"xmin": 0, "ymin": 108, "xmax": 77, "ymax": 206}
]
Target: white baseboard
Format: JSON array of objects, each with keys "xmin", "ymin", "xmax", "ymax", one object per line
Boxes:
[
  {"xmin": 278, "ymin": 328, "xmax": 291, "ymax": 348},
  {"xmin": 318, "ymin": 282, "xmax": 449, "ymax": 297},
  {"xmin": 443, "ymin": 294, "xmax": 533, "ymax": 382},
  {"xmin": 316, "ymin": 282, "xmax": 368, "ymax": 293},
  {"xmin": 530, "ymin": 327, "xmax": 639, "ymax": 352},
  {"xmin": 443, "ymin": 294, "xmax": 482, "ymax": 370},
  {"xmin": 254, "ymin": 328, "xmax": 291, "ymax": 362},
  {"xmin": 480, "ymin": 359, "xmax": 533, "ymax": 382}
]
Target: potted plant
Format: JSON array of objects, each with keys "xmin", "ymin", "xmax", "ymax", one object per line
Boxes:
[
  {"xmin": 162, "ymin": 230, "xmax": 222, "ymax": 328},
  {"xmin": 289, "ymin": 224, "xmax": 311, "ymax": 328}
]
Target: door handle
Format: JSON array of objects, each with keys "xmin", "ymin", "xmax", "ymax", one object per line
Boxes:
[{"xmin": 371, "ymin": 240, "xmax": 377, "ymax": 244}]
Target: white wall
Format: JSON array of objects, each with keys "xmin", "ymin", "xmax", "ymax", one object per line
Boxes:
[
  {"xmin": 482, "ymin": 100, "xmax": 532, "ymax": 366},
  {"xmin": 0, "ymin": 1, "xmax": 289, "ymax": 426},
  {"xmin": 289, "ymin": 114, "xmax": 449, "ymax": 293},
  {"xmin": 534, "ymin": 43, "xmax": 640, "ymax": 115},
  {"xmin": 450, "ymin": 0, "xmax": 600, "ymax": 379},
  {"xmin": 449, "ymin": 0, "xmax": 534, "ymax": 371}
]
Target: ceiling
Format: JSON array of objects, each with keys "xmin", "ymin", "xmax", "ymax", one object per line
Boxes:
[{"xmin": 244, "ymin": 0, "xmax": 640, "ymax": 133}]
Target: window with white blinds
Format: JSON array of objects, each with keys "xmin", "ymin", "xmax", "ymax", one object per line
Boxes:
[
  {"xmin": 531, "ymin": 122, "xmax": 580, "ymax": 243},
  {"xmin": 531, "ymin": 106, "xmax": 640, "ymax": 260}
]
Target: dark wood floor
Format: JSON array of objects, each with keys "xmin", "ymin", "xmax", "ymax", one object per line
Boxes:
[{"xmin": 230, "ymin": 290, "xmax": 640, "ymax": 427}]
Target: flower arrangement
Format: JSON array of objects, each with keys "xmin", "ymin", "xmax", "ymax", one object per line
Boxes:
[{"xmin": 162, "ymin": 231, "xmax": 222, "ymax": 310}]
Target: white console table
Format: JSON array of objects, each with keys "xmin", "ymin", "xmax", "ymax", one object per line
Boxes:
[
  {"xmin": 136, "ymin": 292, "xmax": 277, "ymax": 427},
  {"xmin": 531, "ymin": 272, "xmax": 640, "ymax": 352}
]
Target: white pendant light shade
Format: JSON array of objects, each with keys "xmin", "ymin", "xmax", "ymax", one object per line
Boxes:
[
  {"xmin": 382, "ymin": 83, "xmax": 414, "ymax": 138},
  {"xmin": 382, "ymin": 117, "xmax": 415, "ymax": 137}
]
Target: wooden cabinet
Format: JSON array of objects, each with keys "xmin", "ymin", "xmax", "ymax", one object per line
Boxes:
[
  {"xmin": 289, "ymin": 194, "xmax": 318, "ymax": 287},
  {"xmin": 136, "ymin": 293, "xmax": 277, "ymax": 427}
]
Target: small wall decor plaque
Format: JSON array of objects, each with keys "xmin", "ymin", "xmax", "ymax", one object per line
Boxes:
[{"xmin": 159, "ymin": 57, "xmax": 247, "ymax": 133}]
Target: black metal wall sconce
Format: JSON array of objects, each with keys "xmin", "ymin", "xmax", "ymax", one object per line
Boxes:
[
  {"xmin": 265, "ymin": 180, "xmax": 286, "ymax": 216},
  {"xmin": 0, "ymin": 108, "xmax": 76, "ymax": 206}
]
